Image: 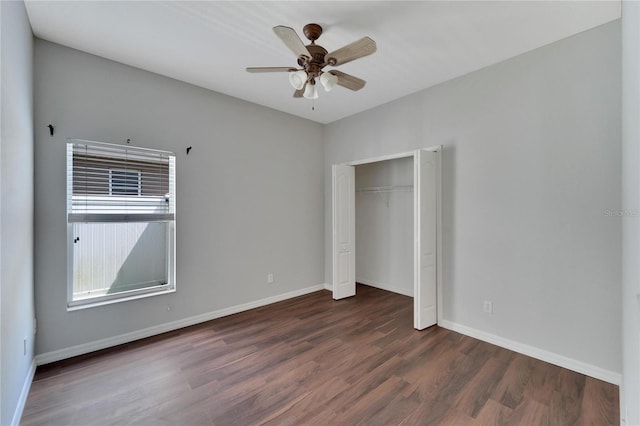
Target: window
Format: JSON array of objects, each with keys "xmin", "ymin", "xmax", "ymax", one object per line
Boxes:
[{"xmin": 66, "ymin": 140, "xmax": 176, "ymax": 308}]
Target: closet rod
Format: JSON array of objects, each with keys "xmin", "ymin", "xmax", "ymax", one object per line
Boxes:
[{"xmin": 355, "ymin": 185, "xmax": 413, "ymax": 194}]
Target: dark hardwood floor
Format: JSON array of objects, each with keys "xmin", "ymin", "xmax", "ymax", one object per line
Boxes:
[{"xmin": 22, "ymin": 285, "xmax": 618, "ymax": 425}]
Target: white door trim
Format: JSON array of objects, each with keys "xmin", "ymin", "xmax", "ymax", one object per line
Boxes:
[
  {"xmin": 344, "ymin": 146, "xmax": 441, "ymax": 167},
  {"xmin": 346, "ymin": 150, "xmax": 418, "ymax": 166},
  {"xmin": 435, "ymin": 148, "xmax": 443, "ymax": 325}
]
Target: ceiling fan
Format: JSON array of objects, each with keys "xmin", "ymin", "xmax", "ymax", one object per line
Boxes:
[{"xmin": 246, "ymin": 23, "xmax": 376, "ymax": 99}]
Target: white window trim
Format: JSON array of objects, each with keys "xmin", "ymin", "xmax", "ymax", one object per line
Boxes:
[
  {"xmin": 66, "ymin": 139, "xmax": 176, "ymax": 310},
  {"xmin": 67, "ymin": 286, "xmax": 176, "ymax": 311}
]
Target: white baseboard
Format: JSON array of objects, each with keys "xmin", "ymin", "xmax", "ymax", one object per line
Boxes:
[
  {"xmin": 356, "ymin": 278, "xmax": 413, "ymax": 297},
  {"xmin": 439, "ymin": 319, "xmax": 621, "ymax": 386},
  {"xmin": 11, "ymin": 358, "xmax": 36, "ymax": 426},
  {"xmin": 35, "ymin": 284, "xmax": 326, "ymax": 366},
  {"xmin": 323, "ymin": 283, "xmax": 332, "ymax": 291}
]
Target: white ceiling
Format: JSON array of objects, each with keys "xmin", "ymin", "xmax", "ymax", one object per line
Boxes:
[{"xmin": 24, "ymin": 1, "xmax": 620, "ymax": 124}]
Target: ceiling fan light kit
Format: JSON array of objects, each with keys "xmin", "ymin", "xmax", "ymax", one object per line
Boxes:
[
  {"xmin": 246, "ymin": 23, "xmax": 376, "ymax": 100},
  {"xmin": 320, "ymin": 71, "xmax": 338, "ymax": 92},
  {"xmin": 289, "ymin": 70, "xmax": 307, "ymax": 90},
  {"xmin": 303, "ymin": 80, "xmax": 319, "ymax": 99}
]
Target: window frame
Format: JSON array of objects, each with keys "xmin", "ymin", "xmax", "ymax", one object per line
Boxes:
[{"xmin": 66, "ymin": 139, "xmax": 176, "ymax": 310}]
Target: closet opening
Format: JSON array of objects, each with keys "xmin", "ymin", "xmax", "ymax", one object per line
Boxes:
[
  {"xmin": 355, "ymin": 157, "xmax": 414, "ymax": 298},
  {"xmin": 332, "ymin": 148, "xmax": 441, "ymax": 330}
]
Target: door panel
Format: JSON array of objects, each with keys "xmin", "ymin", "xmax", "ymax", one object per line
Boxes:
[
  {"xmin": 332, "ymin": 164, "xmax": 355, "ymax": 299},
  {"xmin": 415, "ymin": 150, "xmax": 438, "ymax": 329}
]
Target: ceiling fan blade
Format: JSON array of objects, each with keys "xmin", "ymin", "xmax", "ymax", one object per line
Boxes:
[
  {"xmin": 325, "ymin": 37, "xmax": 376, "ymax": 66},
  {"xmin": 293, "ymin": 88, "xmax": 304, "ymax": 98},
  {"xmin": 329, "ymin": 70, "xmax": 366, "ymax": 91},
  {"xmin": 273, "ymin": 26, "xmax": 312, "ymax": 60},
  {"xmin": 246, "ymin": 67, "xmax": 296, "ymax": 73}
]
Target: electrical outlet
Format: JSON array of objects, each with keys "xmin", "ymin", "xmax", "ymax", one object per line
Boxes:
[
  {"xmin": 483, "ymin": 301, "xmax": 493, "ymax": 314},
  {"xmin": 267, "ymin": 273, "xmax": 274, "ymax": 284}
]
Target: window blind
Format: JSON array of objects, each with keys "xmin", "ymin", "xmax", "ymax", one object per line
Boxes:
[{"xmin": 67, "ymin": 140, "xmax": 175, "ymax": 223}]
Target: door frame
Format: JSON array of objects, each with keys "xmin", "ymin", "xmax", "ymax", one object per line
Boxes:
[{"xmin": 331, "ymin": 146, "xmax": 443, "ymax": 328}]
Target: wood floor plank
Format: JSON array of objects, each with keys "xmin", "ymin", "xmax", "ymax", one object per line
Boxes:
[
  {"xmin": 473, "ymin": 398, "xmax": 515, "ymax": 426},
  {"xmin": 522, "ymin": 359, "xmax": 560, "ymax": 407},
  {"xmin": 397, "ymin": 396, "xmax": 454, "ymax": 425},
  {"xmin": 332, "ymin": 375, "xmax": 408, "ymax": 424},
  {"xmin": 451, "ymin": 357, "xmax": 511, "ymax": 418},
  {"xmin": 549, "ymin": 367, "xmax": 586, "ymax": 425},
  {"xmin": 577, "ymin": 376, "xmax": 619, "ymax": 425},
  {"xmin": 491, "ymin": 353, "xmax": 536, "ymax": 410},
  {"xmin": 21, "ymin": 285, "xmax": 619, "ymax": 425},
  {"xmin": 359, "ymin": 388, "xmax": 421, "ymax": 426},
  {"xmin": 508, "ymin": 398, "xmax": 552, "ymax": 425},
  {"xmin": 439, "ymin": 407, "xmax": 476, "ymax": 426}
]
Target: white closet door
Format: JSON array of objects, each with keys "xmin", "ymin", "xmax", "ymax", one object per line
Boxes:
[
  {"xmin": 414, "ymin": 150, "xmax": 438, "ymax": 329},
  {"xmin": 332, "ymin": 164, "xmax": 355, "ymax": 299}
]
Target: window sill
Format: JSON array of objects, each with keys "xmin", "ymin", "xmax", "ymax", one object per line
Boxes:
[{"xmin": 67, "ymin": 287, "xmax": 175, "ymax": 311}]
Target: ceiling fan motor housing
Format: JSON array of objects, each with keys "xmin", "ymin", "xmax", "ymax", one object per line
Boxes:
[
  {"xmin": 293, "ymin": 23, "xmax": 329, "ymax": 80},
  {"xmin": 299, "ymin": 44, "xmax": 328, "ymax": 79}
]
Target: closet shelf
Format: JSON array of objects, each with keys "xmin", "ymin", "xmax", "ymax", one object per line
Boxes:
[{"xmin": 355, "ymin": 185, "xmax": 413, "ymax": 194}]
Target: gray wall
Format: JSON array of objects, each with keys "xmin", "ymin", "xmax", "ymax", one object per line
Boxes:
[
  {"xmin": 621, "ymin": 1, "xmax": 640, "ymax": 423},
  {"xmin": 325, "ymin": 21, "xmax": 622, "ymax": 374},
  {"xmin": 0, "ymin": 1, "xmax": 35, "ymax": 425},
  {"xmin": 34, "ymin": 40, "xmax": 325, "ymax": 355},
  {"xmin": 355, "ymin": 157, "xmax": 414, "ymax": 296}
]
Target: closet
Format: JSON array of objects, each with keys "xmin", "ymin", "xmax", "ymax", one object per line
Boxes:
[
  {"xmin": 355, "ymin": 157, "xmax": 414, "ymax": 297},
  {"xmin": 332, "ymin": 148, "xmax": 439, "ymax": 329}
]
